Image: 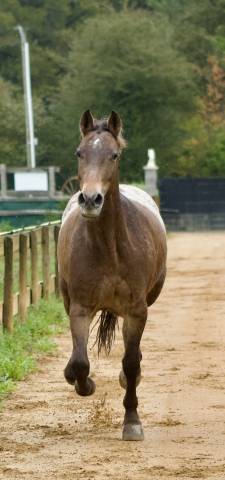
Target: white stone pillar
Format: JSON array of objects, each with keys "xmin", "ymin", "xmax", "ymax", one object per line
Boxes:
[
  {"xmin": 0, "ymin": 164, "xmax": 7, "ymax": 198},
  {"xmin": 143, "ymin": 149, "xmax": 159, "ymax": 200}
]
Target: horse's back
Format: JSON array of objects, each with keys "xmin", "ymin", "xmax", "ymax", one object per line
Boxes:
[
  {"xmin": 119, "ymin": 184, "xmax": 166, "ymax": 233},
  {"xmin": 62, "ymin": 184, "xmax": 165, "ymax": 232}
]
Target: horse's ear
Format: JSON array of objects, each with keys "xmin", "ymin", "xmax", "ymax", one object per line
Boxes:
[
  {"xmin": 80, "ymin": 110, "xmax": 94, "ymax": 137},
  {"xmin": 107, "ymin": 111, "xmax": 122, "ymax": 138}
]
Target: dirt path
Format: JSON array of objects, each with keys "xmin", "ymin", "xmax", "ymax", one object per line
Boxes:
[{"xmin": 1, "ymin": 232, "xmax": 225, "ymax": 480}]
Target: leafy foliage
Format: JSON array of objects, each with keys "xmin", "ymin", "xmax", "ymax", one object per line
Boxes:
[
  {"xmin": 0, "ymin": 0, "xmax": 224, "ymax": 179},
  {"xmin": 0, "ymin": 78, "xmax": 25, "ymax": 165},
  {"xmin": 39, "ymin": 11, "xmax": 196, "ymax": 179}
]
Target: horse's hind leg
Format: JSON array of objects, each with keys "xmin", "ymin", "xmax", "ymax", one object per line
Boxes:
[
  {"xmin": 121, "ymin": 306, "xmax": 147, "ymax": 441},
  {"xmin": 64, "ymin": 303, "xmax": 95, "ymax": 396}
]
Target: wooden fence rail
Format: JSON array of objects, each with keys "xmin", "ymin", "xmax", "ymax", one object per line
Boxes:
[{"xmin": 0, "ymin": 221, "xmax": 61, "ymax": 332}]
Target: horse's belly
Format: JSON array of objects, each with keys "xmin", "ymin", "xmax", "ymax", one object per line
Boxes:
[
  {"xmin": 73, "ymin": 273, "xmax": 132, "ymax": 316},
  {"xmin": 99, "ymin": 278, "xmax": 132, "ymax": 314}
]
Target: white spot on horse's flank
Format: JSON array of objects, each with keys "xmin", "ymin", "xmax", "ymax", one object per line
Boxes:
[
  {"xmin": 61, "ymin": 192, "xmax": 80, "ymax": 224},
  {"xmin": 120, "ymin": 185, "xmax": 166, "ymax": 231},
  {"xmin": 62, "ymin": 184, "xmax": 165, "ymax": 232}
]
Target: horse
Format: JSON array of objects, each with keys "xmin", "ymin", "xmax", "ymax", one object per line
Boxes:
[{"xmin": 57, "ymin": 110, "xmax": 167, "ymax": 441}]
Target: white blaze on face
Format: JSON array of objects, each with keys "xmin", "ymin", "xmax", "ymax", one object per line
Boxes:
[{"xmin": 93, "ymin": 138, "xmax": 101, "ymax": 149}]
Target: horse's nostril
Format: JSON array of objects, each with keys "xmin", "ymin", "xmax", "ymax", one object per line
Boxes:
[
  {"xmin": 94, "ymin": 193, "xmax": 103, "ymax": 207},
  {"xmin": 78, "ymin": 192, "xmax": 86, "ymax": 206},
  {"xmin": 78, "ymin": 191, "xmax": 103, "ymax": 210}
]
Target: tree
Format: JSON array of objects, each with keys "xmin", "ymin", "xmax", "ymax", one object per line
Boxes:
[
  {"xmin": 0, "ymin": 0, "xmax": 224, "ymax": 178},
  {"xmin": 0, "ymin": 78, "xmax": 25, "ymax": 165},
  {"xmin": 46, "ymin": 10, "xmax": 195, "ymax": 180},
  {"xmin": 177, "ymin": 55, "xmax": 225, "ymax": 176},
  {"xmin": 0, "ymin": 77, "xmax": 46, "ymax": 166}
]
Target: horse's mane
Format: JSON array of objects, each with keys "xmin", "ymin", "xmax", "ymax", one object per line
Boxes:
[{"xmin": 92, "ymin": 118, "xmax": 127, "ymax": 150}]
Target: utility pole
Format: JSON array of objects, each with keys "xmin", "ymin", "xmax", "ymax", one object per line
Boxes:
[{"xmin": 15, "ymin": 25, "xmax": 36, "ymax": 168}]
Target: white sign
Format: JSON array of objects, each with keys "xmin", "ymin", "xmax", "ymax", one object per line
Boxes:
[{"xmin": 14, "ymin": 171, "xmax": 48, "ymax": 191}]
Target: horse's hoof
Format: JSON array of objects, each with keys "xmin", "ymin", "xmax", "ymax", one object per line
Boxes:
[
  {"xmin": 64, "ymin": 365, "xmax": 76, "ymax": 385},
  {"xmin": 119, "ymin": 370, "xmax": 141, "ymax": 389},
  {"xmin": 122, "ymin": 423, "xmax": 144, "ymax": 441},
  {"xmin": 75, "ymin": 377, "xmax": 96, "ymax": 396}
]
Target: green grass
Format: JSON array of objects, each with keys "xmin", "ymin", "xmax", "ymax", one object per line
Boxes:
[
  {"xmin": 0, "ymin": 221, "xmax": 13, "ymax": 233},
  {"xmin": 0, "ymin": 297, "xmax": 68, "ymax": 406}
]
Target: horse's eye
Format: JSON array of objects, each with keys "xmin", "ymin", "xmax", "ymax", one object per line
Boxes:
[{"xmin": 112, "ymin": 152, "xmax": 119, "ymax": 160}]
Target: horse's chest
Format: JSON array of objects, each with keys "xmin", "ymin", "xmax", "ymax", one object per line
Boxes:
[
  {"xmin": 73, "ymin": 267, "xmax": 132, "ymax": 314},
  {"xmin": 68, "ymin": 230, "xmax": 148, "ymax": 313}
]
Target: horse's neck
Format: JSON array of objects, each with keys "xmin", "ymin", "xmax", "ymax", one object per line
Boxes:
[
  {"xmin": 103, "ymin": 184, "xmax": 123, "ymax": 231},
  {"xmin": 86, "ymin": 178, "xmax": 126, "ymax": 247}
]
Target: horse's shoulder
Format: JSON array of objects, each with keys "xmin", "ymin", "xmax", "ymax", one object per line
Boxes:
[{"xmin": 61, "ymin": 192, "xmax": 80, "ymax": 224}]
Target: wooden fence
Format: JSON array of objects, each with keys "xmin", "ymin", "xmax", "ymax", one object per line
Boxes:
[{"xmin": 0, "ymin": 221, "xmax": 61, "ymax": 333}]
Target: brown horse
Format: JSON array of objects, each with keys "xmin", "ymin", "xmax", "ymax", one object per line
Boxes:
[{"xmin": 57, "ymin": 110, "xmax": 167, "ymax": 441}]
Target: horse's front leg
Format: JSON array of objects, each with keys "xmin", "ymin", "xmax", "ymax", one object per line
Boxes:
[
  {"xmin": 120, "ymin": 307, "xmax": 147, "ymax": 441},
  {"xmin": 64, "ymin": 303, "xmax": 95, "ymax": 396}
]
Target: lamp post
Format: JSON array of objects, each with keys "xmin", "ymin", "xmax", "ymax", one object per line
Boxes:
[{"xmin": 15, "ymin": 25, "xmax": 36, "ymax": 168}]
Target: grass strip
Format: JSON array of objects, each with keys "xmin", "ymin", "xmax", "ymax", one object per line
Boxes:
[{"xmin": 0, "ymin": 297, "xmax": 67, "ymax": 406}]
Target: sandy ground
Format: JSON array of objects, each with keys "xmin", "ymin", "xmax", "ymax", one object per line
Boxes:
[{"xmin": 1, "ymin": 232, "xmax": 225, "ymax": 480}]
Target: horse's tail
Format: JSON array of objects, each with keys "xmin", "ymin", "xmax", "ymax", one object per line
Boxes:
[{"xmin": 94, "ymin": 310, "xmax": 118, "ymax": 356}]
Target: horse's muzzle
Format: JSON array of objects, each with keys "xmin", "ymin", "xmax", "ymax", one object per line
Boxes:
[{"xmin": 78, "ymin": 191, "xmax": 104, "ymax": 218}]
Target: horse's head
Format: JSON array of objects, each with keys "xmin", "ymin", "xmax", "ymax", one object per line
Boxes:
[{"xmin": 76, "ymin": 110, "xmax": 126, "ymax": 218}]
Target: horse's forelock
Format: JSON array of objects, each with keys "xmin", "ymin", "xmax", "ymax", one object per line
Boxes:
[{"xmin": 91, "ymin": 118, "xmax": 127, "ymax": 149}]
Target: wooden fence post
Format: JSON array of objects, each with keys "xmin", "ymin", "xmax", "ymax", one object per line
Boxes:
[
  {"xmin": 54, "ymin": 225, "xmax": 60, "ymax": 297},
  {"xmin": 3, "ymin": 236, "xmax": 13, "ymax": 332},
  {"xmin": 19, "ymin": 234, "xmax": 28, "ymax": 322},
  {"xmin": 30, "ymin": 230, "xmax": 38, "ymax": 304},
  {"xmin": 42, "ymin": 226, "xmax": 50, "ymax": 299}
]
